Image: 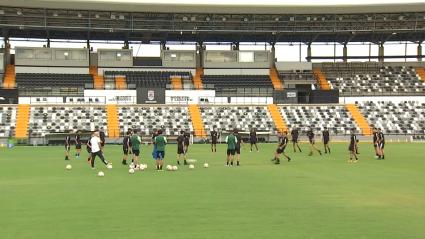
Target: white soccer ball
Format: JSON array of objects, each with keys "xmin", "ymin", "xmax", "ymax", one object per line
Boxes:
[
  {"xmin": 166, "ymin": 165, "xmax": 172, "ymax": 171},
  {"xmin": 98, "ymin": 171, "xmax": 105, "ymax": 177},
  {"xmin": 65, "ymin": 164, "xmax": 72, "ymax": 170},
  {"xmin": 203, "ymin": 163, "xmax": 209, "ymax": 168},
  {"xmin": 139, "ymin": 164, "xmax": 146, "ymax": 171},
  {"xmin": 129, "ymin": 163, "xmax": 135, "ymax": 169},
  {"xmin": 107, "ymin": 164, "xmax": 113, "ymax": 169},
  {"xmin": 172, "ymin": 165, "xmax": 178, "ymax": 171},
  {"xmin": 189, "ymin": 164, "xmax": 195, "ymax": 169},
  {"xmin": 129, "ymin": 168, "xmax": 135, "ymax": 174},
  {"xmin": 143, "ymin": 164, "xmax": 148, "ymax": 169}
]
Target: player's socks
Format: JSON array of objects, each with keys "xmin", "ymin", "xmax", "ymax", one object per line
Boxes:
[
  {"xmin": 122, "ymin": 160, "xmax": 126, "ymax": 165},
  {"xmin": 230, "ymin": 161, "xmax": 233, "ymax": 166},
  {"xmin": 177, "ymin": 160, "xmax": 180, "ymax": 165},
  {"xmin": 184, "ymin": 160, "xmax": 188, "ymax": 165},
  {"xmin": 382, "ymin": 155, "xmax": 385, "ymax": 160},
  {"xmin": 287, "ymin": 157, "xmax": 291, "ymax": 162},
  {"xmin": 65, "ymin": 156, "xmax": 69, "ymax": 160},
  {"xmin": 237, "ymin": 161, "xmax": 240, "ymax": 166},
  {"xmin": 319, "ymin": 150, "xmax": 322, "ymax": 155},
  {"xmin": 308, "ymin": 152, "xmax": 313, "ymax": 156},
  {"xmin": 275, "ymin": 159, "xmax": 280, "ymax": 164}
]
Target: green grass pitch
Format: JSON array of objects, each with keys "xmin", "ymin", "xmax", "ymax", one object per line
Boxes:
[{"xmin": 0, "ymin": 142, "xmax": 424, "ymax": 239}]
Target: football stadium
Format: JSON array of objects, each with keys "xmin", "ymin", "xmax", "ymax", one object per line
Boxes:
[{"xmin": 0, "ymin": 0, "xmax": 425, "ymax": 238}]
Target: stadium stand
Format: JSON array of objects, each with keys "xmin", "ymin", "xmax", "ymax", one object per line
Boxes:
[
  {"xmin": 200, "ymin": 106, "xmax": 276, "ymax": 133},
  {"xmin": 104, "ymin": 71, "xmax": 192, "ymax": 88},
  {"xmin": 28, "ymin": 106, "xmax": 107, "ymax": 137},
  {"xmin": 279, "ymin": 105, "xmax": 360, "ymax": 134},
  {"xmin": 325, "ymin": 66, "xmax": 425, "ymax": 95},
  {"xmin": 117, "ymin": 106, "xmax": 193, "ymax": 136},
  {"xmin": 201, "ymin": 75, "xmax": 273, "ymax": 88},
  {"xmin": 0, "ymin": 106, "xmax": 16, "ymax": 137},
  {"xmin": 357, "ymin": 101, "xmax": 425, "ymax": 134}
]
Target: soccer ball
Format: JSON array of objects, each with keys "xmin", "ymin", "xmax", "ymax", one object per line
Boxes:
[
  {"xmin": 65, "ymin": 164, "xmax": 72, "ymax": 170},
  {"xmin": 107, "ymin": 164, "xmax": 113, "ymax": 169},
  {"xmin": 129, "ymin": 168, "xmax": 135, "ymax": 174},
  {"xmin": 172, "ymin": 165, "xmax": 178, "ymax": 171},
  {"xmin": 98, "ymin": 171, "xmax": 105, "ymax": 177},
  {"xmin": 129, "ymin": 163, "xmax": 135, "ymax": 169},
  {"xmin": 143, "ymin": 164, "xmax": 148, "ymax": 169},
  {"xmin": 139, "ymin": 164, "xmax": 146, "ymax": 171},
  {"xmin": 203, "ymin": 163, "xmax": 209, "ymax": 168},
  {"xmin": 166, "ymin": 165, "xmax": 172, "ymax": 171},
  {"xmin": 189, "ymin": 164, "xmax": 195, "ymax": 169}
]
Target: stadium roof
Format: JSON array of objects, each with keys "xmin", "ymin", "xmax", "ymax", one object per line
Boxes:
[{"xmin": 1, "ymin": 1, "xmax": 425, "ymax": 43}]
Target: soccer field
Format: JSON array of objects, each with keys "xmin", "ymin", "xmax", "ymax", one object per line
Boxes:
[{"xmin": 0, "ymin": 142, "xmax": 424, "ymax": 239}]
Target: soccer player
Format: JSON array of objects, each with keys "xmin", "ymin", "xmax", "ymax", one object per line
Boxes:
[
  {"xmin": 64, "ymin": 131, "xmax": 71, "ymax": 160},
  {"xmin": 272, "ymin": 131, "xmax": 292, "ymax": 164},
  {"xmin": 291, "ymin": 128, "xmax": 302, "ymax": 153},
  {"xmin": 176, "ymin": 130, "xmax": 186, "ymax": 165},
  {"xmin": 183, "ymin": 130, "xmax": 190, "ymax": 155},
  {"xmin": 154, "ymin": 129, "xmax": 167, "ymax": 171},
  {"xmin": 90, "ymin": 131, "xmax": 110, "ymax": 169},
  {"xmin": 86, "ymin": 132, "xmax": 93, "ymax": 163},
  {"xmin": 99, "ymin": 127, "xmax": 106, "ymax": 150},
  {"xmin": 322, "ymin": 127, "xmax": 331, "ymax": 154},
  {"xmin": 234, "ymin": 129, "xmax": 243, "ymax": 166},
  {"xmin": 225, "ymin": 130, "xmax": 237, "ymax": 166},
  {"xmin": 372, "ymin": 127, "xmax": 379, "ymax": 158},
  {"xmin": 307, "ymin": 128, "xmax": 322, "ymax": 156},
  {"xmin": 74, "ymin": 130, "xmax": 82, "ymax": 158},
  {"xmin": 210, "ymin": 127, "xmax": 219, "ymax": 153},
  {"xmin": 348, "ymin": 128, "xmax": 359, "ymax": 163},
  {"xmin": 130, "ymin": 129, "xmax": 142, "ymax": 167},
  {"xmin": 122, "ymin": 130, "xmax": 132, "ymax": 165},
  {"xmin": 377, "ymin": 128, "xmax": 385, "ymax": 160},
  {"xmin": 249, "ymin": 128, "xmax": 259, "ymax": 152}
]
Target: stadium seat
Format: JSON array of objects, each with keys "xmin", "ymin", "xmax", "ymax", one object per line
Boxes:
[{"xmin": 0, "ymin": 106, "xmax": 17, "ymax": 137}]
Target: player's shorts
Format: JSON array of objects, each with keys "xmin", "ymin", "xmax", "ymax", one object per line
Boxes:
[
  {"xmin": 378, "ymin": 142, "xmax": 385, "ymax": 149},
  {"xmin": 177, "ymin": 147, "xmax": 184, "ymax": 154},
  {"xmin": 227, "ymin": 149, "xmax": 236, "ymax": 156},
  {"xmin": 65, "ymin": 145, "xmax": 70, "ymax": 151},
  {"xmin": 250, "ymin": 139, "xmax": 257, "ymax": 145},
  {"xmin": 132, "ymin": 149, "xmax": 140, "ymax": 156},
  {"xmin": 309, "ymin": 139, "xmax": 315, "ymax": 145},
  {"xmin": 123, "ymin": 147, "xmax": 129, "ymax": 155},
  {"xmin": 156, "ymin": 151, "xmax": 165, "ymax": 160},
  {"xmin": 211, "ymin": 139, "xmax": 217, "ymax": 144},
  {"xmin": 276, "ymin": 146, "xmax": 286, "ymax": 154},
  {"xmin": 323, "ymin": 139, "xmax": 329, "ymax": 144},
  {"xmin": 75, "ymin": 144, "xmax": 82, "ymax": 149},
  {"xmin": 348, "ymin": 144, "xmax": 355, "ymax": 151},
  {"xmin": 292, "ymin": 138, "xmax": 298, "ymax": 143},
  {"xmin": 235, "ymin": 147, "xmax": 241, "ymax": 154}
]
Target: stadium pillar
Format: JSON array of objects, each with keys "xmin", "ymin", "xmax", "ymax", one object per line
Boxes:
[
  {"xmin": 197, "ymin": 42, "xmax": 204, "ymax": 68},
  {"xmin": 47, "ymin": 38, "xmax": 50, "ymax": 48},
  {"xmin": 343, "ymin": 43, "xmax": 348, "ymax": 62},
  {"xmin": 86, "ymin": 40, "xmax": 90, "ymax": 50},
  {"xmin": 271, "ymin": 44, "xmax": 276, "ymax": 66},
  {"xmin": 307, "ymin": 44, "xmax": 312, "ymax": 62},
  {"xmin": 417, "ymin": 43, "xmax": 422, "ymax": 62},
  {"xmin": 378, "ymin": 43, "xmax": 384, "ymax": 62}
]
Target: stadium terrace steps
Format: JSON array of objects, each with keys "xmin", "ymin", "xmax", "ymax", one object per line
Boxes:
[
  {"xmin": 269, "ymin": 67, "xmax": 284, "ymax": 90},
  {"xmin": 89, "ymin": 66, "xmax": 105, "ymax": 89},
  {"xmin": 267, "ymin": 104, "xmax": 287, "ymax": 133},
  {"xmin": 3, "ymin": 64, "xmax": 16, "ymax": 89},
  {"xmin": 171, "ymin": 76, "xmax": 183, "ymax": 90},
  {"xmin": 15, "ymin": 104, "xmax": 30, "ymax": 138},
  {"xmin": 416, "ymin": 67, "xmax": 425, "ymax": 82},
  {"xmin": 313, "ymin": 68, "xmax": 331, "ymax": 90},
  {"xmin": 115, "ymin": 76, "xmax": 127, "ymax": 89},
  {"xmin": 193, "ymin": 67, "xmax": 204, "ymax": 89},
  {"xmin": 188, "ymin": 105, "xmax": 207, "ymax": 137},
  {"xmin": 106, "ymin": 105, "xmax": 120, "ymax": 138},
  {"xmin": 346, "ymin": 104, "xmax": 372, "ymax": 136}
]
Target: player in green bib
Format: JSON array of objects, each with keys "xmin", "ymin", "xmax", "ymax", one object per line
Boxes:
[
  {"xmin": 154, "ymin": 129, "xmax": 167, "ymax": 171},
  {"xmin": 130, "ymin": 129, "xmax": 142, "ymax": 168},
  {"xmin": 225, "ymin": 130, "xmax": 238, "ymax": 166}
]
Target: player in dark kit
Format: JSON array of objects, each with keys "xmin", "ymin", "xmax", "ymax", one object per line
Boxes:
[
  {"xmin": 249, "ymin": 128, "xmax": 259, "ymax": 152},
  {"xmin": 183, "ymin": 130, "xmax": 190, "ymax": 156},
  {"xmin": 272, "ymin": 131, "xmax": 292, "ymax": 164},
  {"xmin": 322, "ymin": 127, "xmax": 331, "ymax": 154},
  {"xmin": 307, "ymin": 128, "xmax": 322, "ymax": 156},
  {"xmin": 121, "ymin": 131, "xmax": 132, "ymax": 165},
  {"xmin": 86, "ymin": 132, "xmax": 93, "ymax": 164},
  {"xmin": 64, "ymin": 131, "xmax": 71, "ymax": 160},
  {"xmin": 291, "ymin": 128, "xmax": 302, "ymax": 152},
  {"xmin": 225, "ymin": 130, "xmax": 237, "ymax": 166},
  {"xmin": 176, "ymin": 130, "xmax": 186, "ymax": 165},
  {"xmin": 210, "ymin": 127, "xmax": 219, "ymax": 152},
  {"xmin": 234, "ymin": 129, "xmax": 243, "ymax": 166},
  {"xmin": 372, "ymin": 127, "xmax": 379, "ymax": 158},
  {"xmin": 348, "ymin": 128, "xmax": 359, "ymax": 163},
  {"xmin": 377, "ymin": 128, "xmax": 385, "ymax": 160},
  {"xmin": 74, "ymin": 131, "xmax": 82, "ymax": 158}
]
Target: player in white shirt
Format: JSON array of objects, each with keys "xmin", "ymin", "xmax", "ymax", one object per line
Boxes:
[{"xmin": 90, "ymin": 131, "xmax": 110, "ymax": 169}]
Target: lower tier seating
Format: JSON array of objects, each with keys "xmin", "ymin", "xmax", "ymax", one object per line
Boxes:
[{"xmin": 0, "ymin": 106, "xmax": 16, "ymax": 137}]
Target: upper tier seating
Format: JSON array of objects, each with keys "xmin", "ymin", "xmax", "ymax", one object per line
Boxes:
[
  {"xmin": 29, "ymin": 106, "xmax": 107, "ymax": 137},
  {"xmin": 326, "ymin": 66, "xmax": 425, "ymax": 95},
  {"xmin": 357, "ymin": 101, "xmax": 425, "ymax": 134},
  {"xmin": 200, "ymin": 106, "xmax": 275, "ymax": 133},
  {"xmin": 118, "ymin": 106, "xmax": 193, "ymax": 136},
  {"xmin": 104, "ymin": 71, "xmax": 192, "ymax": 88},
  {"xmin": 16, "ymin": 73, "xmax": 93, "ymax": 88},
  {"xmin": 280, "ymin": 105, "xmax": 359, "ymax": 135},
  {"xmin": 0, "ymin": 106, "xmax": 16, "ymax": 137},
  {"xmin": 278, "ymin": 70, "xmax": 315, "ymax": 82},
  {"xmin": 201, "ymin": 75, "xmax": 273, "ymax": 88}
]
